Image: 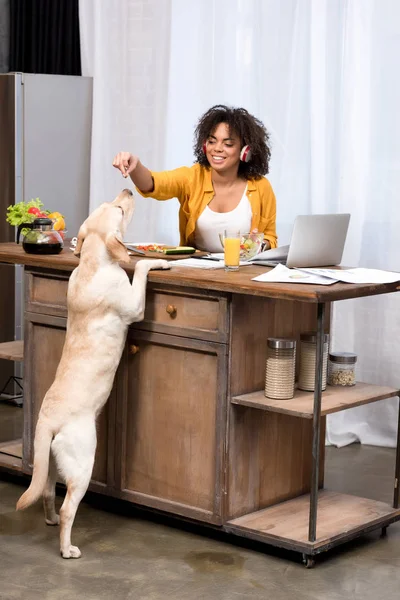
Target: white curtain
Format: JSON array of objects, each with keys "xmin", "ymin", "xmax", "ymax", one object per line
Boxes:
[
  {"xmin": 79, "ymin": 0, "xmax": 172, "ymax": 242},
  {"xmin": 80, "ymin": 0, "xmax": 400, "ymax": 447}
]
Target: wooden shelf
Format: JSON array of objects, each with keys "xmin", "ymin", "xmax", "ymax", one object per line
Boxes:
[
  {"xmin": 226, "ymin": 490, "xmax": 400, "ymax": 553},
  {"xmin": 0, "ymin": 340, "xmax": 23, "ymax": 362},
  {"xmin": 232, "ymin": 382, "xmax": 400, "ymax": 419},
  {"xmin": 0, "ymin": 439, "xmax": 23, "ymax": 459},
  {"xmin": 0, "ymin": 438, "xmax": 23, "ymax": 472}
]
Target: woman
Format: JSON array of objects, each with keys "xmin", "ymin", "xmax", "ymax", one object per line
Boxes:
[{"xmin": 112, "ymin": 105, "xmax": 277, "ymax": 252}]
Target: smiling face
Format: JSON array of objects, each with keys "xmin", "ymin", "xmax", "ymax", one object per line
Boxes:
[{"xmin": 204, "ymin": 122, "xmax": 241, "ymax": 175}]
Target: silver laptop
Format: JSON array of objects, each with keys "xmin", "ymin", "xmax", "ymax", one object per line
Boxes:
[{"xmin": 252, "ymin": 213, "xmax": 351, "ymax": 268}]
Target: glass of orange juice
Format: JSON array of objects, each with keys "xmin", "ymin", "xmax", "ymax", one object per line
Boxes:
[{"xmin": 223, "ymin": 229, "xmax": 241, "ymax": 271}]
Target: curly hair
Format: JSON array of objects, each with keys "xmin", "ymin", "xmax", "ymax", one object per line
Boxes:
[{"xmin": 193, "ymin": 104, "xmax": 271, "ymax": 179}]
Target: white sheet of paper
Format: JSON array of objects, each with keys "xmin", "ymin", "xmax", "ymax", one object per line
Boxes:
[
  {"xmin": 252, "ymin": 264, "xmax": 338, "ymax": 285},
  {"xmin": 172, "ymin": 257, "xmax": 254, "ymax": 269},
  {"xmin": 209, "ymin": 253, "xmax": 224, "ymax": 260},
  {"xmin": 172, "ymin": 258, "xmax": 225, "ymax": 269},
  {"xmin": 296, "ymin": 267, "xmax": 400, "ymax": 284}
]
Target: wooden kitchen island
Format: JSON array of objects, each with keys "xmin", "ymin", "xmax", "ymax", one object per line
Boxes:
[{"xmin": 0, "ymin": 242, "xmax": 399, "ymax": 567}]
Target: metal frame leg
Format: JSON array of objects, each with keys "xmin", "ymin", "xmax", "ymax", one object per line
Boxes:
[
  {"xmin": 0, "ymin": 375, "xmax": 23, "ymax": 395},
  {"xmin": 394, "ymin": 394, "xmax": 400, "ymax": 509},
  {"xmin": 0, "ymin": 375, "xmax": 24, "ymax": 406},
  {"xmin": 308, "ymin": 302, "xmax": 325, "ymax": 542}
]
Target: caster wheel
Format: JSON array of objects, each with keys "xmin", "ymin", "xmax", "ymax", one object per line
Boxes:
[{"xmin": 302, "ymin": 554, "xmax": 315, "ymax": 569}]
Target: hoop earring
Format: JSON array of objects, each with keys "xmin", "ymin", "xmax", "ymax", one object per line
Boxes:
[
  {"xmin": 202, "ymin": 142, "xmax": 207, "ymax": 154},
  {"xmin": 240, "ymin": 145, "xmax": 252, "ymax": 162}
]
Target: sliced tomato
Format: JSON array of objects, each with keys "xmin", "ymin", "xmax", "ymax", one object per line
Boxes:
[{"xmin": 134, "ymin": 244, "xmax": 165, "ymax": 252}]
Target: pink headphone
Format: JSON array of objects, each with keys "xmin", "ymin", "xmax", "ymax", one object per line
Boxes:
[
  {"xmin": 240, "ymin": 145, "xmax": 252, "ymax": 163},
  {"xmin": 202, "ymin": 142, "xmax": 252, "ymax": 163}
]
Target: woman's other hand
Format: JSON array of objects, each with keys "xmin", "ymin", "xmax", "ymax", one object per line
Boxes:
[
  {"xmin": 112, "ymin": 152, "xmax": 139, "ymax": 178},
  {"xmin": 251, "ymin": 229, "xmax": 271, "ymax": 250}
]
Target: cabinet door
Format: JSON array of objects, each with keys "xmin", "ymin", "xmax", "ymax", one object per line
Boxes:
[
  {"xmin": 116, "ymin": 330, "xmax": 228, "ymax": 524},
  {"xmin": 23, "ymin": 312, "xmax": 116, "ymax": 492}
]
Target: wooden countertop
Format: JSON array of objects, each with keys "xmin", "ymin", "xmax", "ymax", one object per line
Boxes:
[{"xmin": 0, "ymin": 242, "xmax": 399, "ymax": 303}]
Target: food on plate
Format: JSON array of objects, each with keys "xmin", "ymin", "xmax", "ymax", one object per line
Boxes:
[
  {"xmin": 132, "ymin": 243, "xmax": 166, "ymax": 252},
  {"xmin": 124, "ymin": 243, "xmax": 195, "ymax": 255}
]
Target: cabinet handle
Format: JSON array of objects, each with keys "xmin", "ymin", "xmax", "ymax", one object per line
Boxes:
[
  {"xmin": 129, "ymin": 344, "xmax": 140, "ymax": 355},
  {"xmin": 166, "ymin": 304, "xmax": 177, "ymax": 318}
]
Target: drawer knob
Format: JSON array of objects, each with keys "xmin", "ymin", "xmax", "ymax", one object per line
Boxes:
[
  {"xmin": 129, "ymin": 344, "xmax": 140, "ymax": 355},
  {"xmin": 166, "ymin": 304, "xmax": 177, "ymax": 318}
]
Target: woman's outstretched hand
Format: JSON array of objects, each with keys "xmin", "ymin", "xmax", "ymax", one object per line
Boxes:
[{"xmin": 112, "ymin": 152, "xmax": 139, "ymax": 178}]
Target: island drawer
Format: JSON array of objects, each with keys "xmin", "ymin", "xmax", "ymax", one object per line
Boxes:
[
  {"xmin": 132, "ymin": 285, "xmax": 230, "ymax": 343},
  {"xmin": 25, "ymin": 271, "xmax": 69, "ymax": 318}
]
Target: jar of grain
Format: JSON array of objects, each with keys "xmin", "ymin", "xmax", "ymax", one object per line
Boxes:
[
  {"xmin": 298, "ymin": 332, "xmax": 329, "ymax": 392},
  {"xmin": 328, "ymin": 352, "xmax": 357, "ymax": 386},
  {"xmin": 265, "ymin": 338, "xmax": 296, "ymax": 400}
]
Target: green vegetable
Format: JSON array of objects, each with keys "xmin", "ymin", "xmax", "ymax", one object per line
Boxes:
[
  {"xmin": 163, "ymin": 246, "xmax": 195, "ymax": 255},
  {"xmin": 6, "ymin": 198, "xmax": 46, "ymax": 236}
]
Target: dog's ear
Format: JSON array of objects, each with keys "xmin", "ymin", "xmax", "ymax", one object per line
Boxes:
[
  {"xmin": 106, "ymin": 232, "xmax": 131, "ymax": 264},
  {"xmin": 74, "ymin": 224, "xmax": 88, "ymax": 257}
]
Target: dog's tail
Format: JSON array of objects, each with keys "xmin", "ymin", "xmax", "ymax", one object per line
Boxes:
[{"xmin": 16, "ymin": 418, "xmax": 53, "ymax": 511}]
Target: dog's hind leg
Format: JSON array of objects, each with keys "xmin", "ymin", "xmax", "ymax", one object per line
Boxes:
[
  {"xmin": 52, "ymin": 417, "xmax": 96, "ymax": 559},
  {"xmin": 43, "ymin": 451, "xmax": 60, "ymax": 526},
  {"xmin": 59, "ymin": 475, "xmax": 92, "ymax": 559}
]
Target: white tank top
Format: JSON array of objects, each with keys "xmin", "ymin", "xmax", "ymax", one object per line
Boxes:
[{"xmin": 194, "ymin": 186, "xmax": 252, "ymax": 252}]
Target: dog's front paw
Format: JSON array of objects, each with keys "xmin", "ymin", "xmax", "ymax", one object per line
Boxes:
[
  {"xmin": 150, "ymin": 259, "xmax": 170, "ymax": 271},
  {"xmin": 61, "ymin": 545, "xmax": 81, "ymax": 559}
]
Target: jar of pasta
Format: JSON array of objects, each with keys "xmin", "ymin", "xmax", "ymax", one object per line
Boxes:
[
  {"xmin": 328, "ymin": 352, "xmax": 357, "ymax": 386},
  {"xmin": 298, "ymin": 332, "xmax": 329, "ymax": 392},
  {"xmin": 265, "ymin": 338, "xmax": 296, "ymax": 400}
]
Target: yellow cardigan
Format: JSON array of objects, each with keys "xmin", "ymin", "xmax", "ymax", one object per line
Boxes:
[{"xmin": 136, "ymin": 163, "xmax": 277, "ymax": 248}]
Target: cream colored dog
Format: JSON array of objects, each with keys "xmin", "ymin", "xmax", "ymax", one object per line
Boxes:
[{"xmin": 16, "ymin": 189, "xmax": 169, "ymax": 558}]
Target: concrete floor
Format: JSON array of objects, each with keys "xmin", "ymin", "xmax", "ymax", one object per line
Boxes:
[{"xmin": 0, "ymin": 444, "xmax": 399, "ymax": 600}]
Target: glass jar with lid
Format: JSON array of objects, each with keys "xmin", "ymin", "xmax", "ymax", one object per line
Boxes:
[
  {"xmin": 265, "ymin": 338, "xmax": 296, "ymax": 400},
  {"xmin": 328, "ymin": 352, "xmax": 357, "ymax": 386},
  {"xmin": 298, "ymin": 332, "xmax": 329, "ymax": 392}
]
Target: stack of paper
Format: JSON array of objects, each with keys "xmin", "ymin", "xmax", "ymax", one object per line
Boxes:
[
  {"xmin": 171, "ymin": 258, "xmax": 225, "ymax": 269},
  {"xmin": 172, "ymin": 257, "xmax": 254, "ymax": 269},
  {"xmin": 252, "ymin": 265, "xmax": 400, "ymax": 285}
]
